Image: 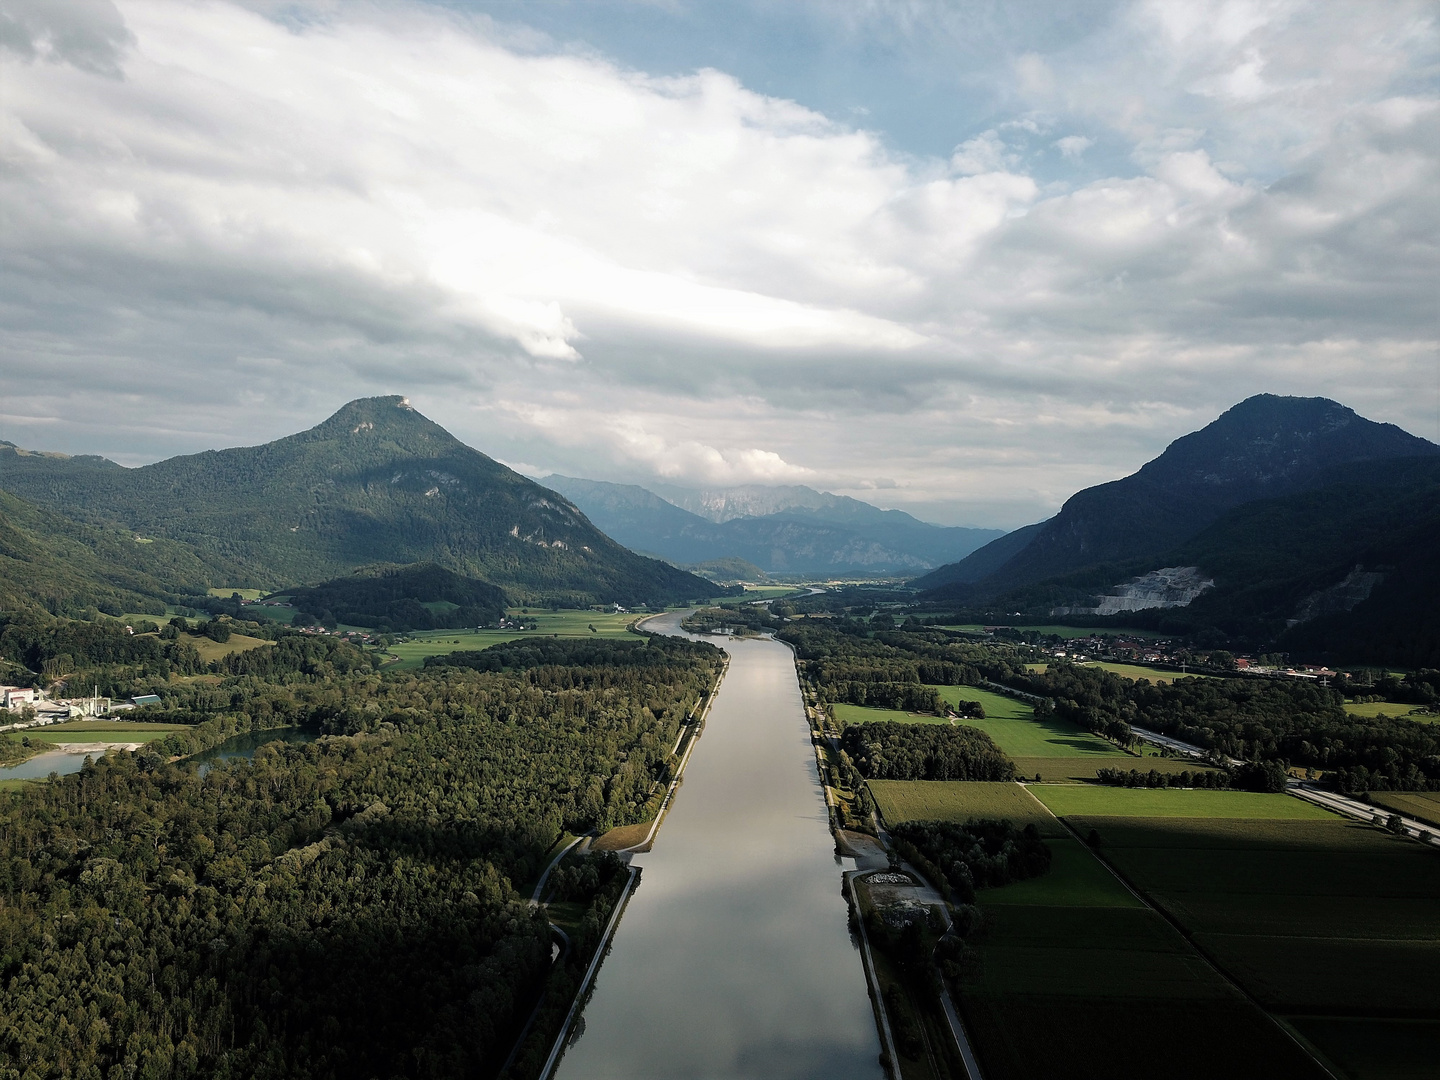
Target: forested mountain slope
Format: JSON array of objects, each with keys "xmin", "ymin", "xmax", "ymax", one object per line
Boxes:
[
  {"xmin": 0, "ymin": 398, "xmax": 713, "ymax": 606},
  {"xmin": 0, "ymin": 487, "xmax": 242, "ymax": 618},
  {"xmin": 919, "ymin": 395, "xmax": 1438, "ymax": 596}
]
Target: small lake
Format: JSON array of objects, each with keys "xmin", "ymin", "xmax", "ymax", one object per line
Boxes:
[
  {"xmin": 553, "ymin": 612, "xmax": 882, "ymax": 1079},
  {"xmin": 194, "ymin": 728, "xmax": 315, "ymax": 775},
  {"xmin": 0, "ymin": 749, "xmax": 103, "ymax": 780}
]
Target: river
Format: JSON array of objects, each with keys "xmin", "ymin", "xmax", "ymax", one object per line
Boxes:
[{"xmin": 553, "ymin": 611, "xmax": 882, "ymax": 1080}]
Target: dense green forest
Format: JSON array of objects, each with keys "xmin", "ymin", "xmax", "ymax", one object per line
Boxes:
[
  {"xmin": 0, "ymin": 624, "xmax": 721, "ymax": 1079},
  {"xmin": 282, "ymin": 563, "xmax": 508, "ymax": 632},
  {"xmin": 1010, "ymin": 663, "xmax": 1440, "ymax": 791},
  {"xmin": 840, "ymin": 723, "xmax": 1015, "ymax": 782}
]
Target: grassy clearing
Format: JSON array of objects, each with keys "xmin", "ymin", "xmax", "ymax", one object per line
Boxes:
[
  {"xmin": 981, "ymin": 838, "xmax": 1141, "ymax": 908},
  {"xmin": 1344, "ymin": 701, "xmax": 1430, "ymax": 719},
  {"xmin": 1083, "ymin": 661, "xmax": 1214, "ymax": 684},
  {"xmin": 934, "ymin": 686, "xmax": 1033, "ymax": 721},
  {"xmin": 959, "ymin": 716, "xmax": 1127, "ymax": 760},
  {"xmin": 1033, "ymin": 786, "xmax": 1334, "ymax": 820},
  {"xmin": 591, "ymin": 821, "xmax": 653, "ymax": 852},
  {"xmin": 869, "ymin": 780, "xmax": 1061, "ymax": 835},
  {"xmin": 183, "ymin": 633, "xmax": 274, "ymax": 664},
  {"xmin": 207, "ymin": 588, "xmax": 267, "ymax": 601},
  {"xmin": 1368, "ymin": 791, "xmax": 1440, "ymax": 829},
  {"xmin": 382, "ymin": 609, "xmax": 639, "ymax": 670}
]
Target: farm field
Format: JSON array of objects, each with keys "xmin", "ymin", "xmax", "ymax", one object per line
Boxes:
[
  {"xmin": 868, "ymin": 780, "xmax": 1061, "ymax": 835},
  {"xmin": 13, "ymin": 721, "xmax": 189, "ymax": 745},
  {"xmin": 1047, "ymin": 806, "xmax": 1440, "ymax": 1078},
  {"xmin": 1032, "ymin": 786, "xmax": 1333, "ymax": 819},
  {"xmin": 1368, "ymin": 791, "xmax": 1440, "ymax": 830},
  {"xmin": 381, "ymin": 609, "xmax": 640, "ymax": 669},
  {"xmin": 959, "ymin": 819, "xmax": 1328, "ymax": 1079},
  {"xmin": 1084, "ymin": 661, "xmax": 1214, "ymax": 684}
]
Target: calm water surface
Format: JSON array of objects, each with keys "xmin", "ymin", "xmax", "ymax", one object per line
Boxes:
[
  {"xmin": 194, "ymin": 728, "xmax": 315, "ymax": 775},
  {"xmin": 0, "ymin": 749, "xmax": 97, "ymax": 780},
  {"xmin": 554, "ymin": 612, "xmax": 882, "ymax": 1080}
]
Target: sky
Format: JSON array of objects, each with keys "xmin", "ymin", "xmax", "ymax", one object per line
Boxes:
[{"xmin": 1, "ymin": 0, "xmax": 1437, "ymax": 528}]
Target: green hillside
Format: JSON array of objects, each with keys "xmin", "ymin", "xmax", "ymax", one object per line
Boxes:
[
  {"xmin": 0, "ymin": 488, "xmax": 239, "ymax": 618},
  {"xmin": 0, "ymin": 398, "xmax": 714, "ymax": 607}
]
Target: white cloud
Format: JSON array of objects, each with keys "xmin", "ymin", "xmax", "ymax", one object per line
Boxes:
[{"xmin": 0, "ymin": 0, "xmax": 1435, "ymax": 527}]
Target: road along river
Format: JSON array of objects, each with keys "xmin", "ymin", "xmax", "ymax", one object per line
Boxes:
[{"xmin": 552, "ymin": 611, "xmax": 883, "ymax": 1080}]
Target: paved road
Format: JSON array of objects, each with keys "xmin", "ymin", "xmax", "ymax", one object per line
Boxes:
[
  {"xmin": 1128, "ymin": 724, "xmax": 1239, "ymax": 765},
  {"xmin": 1122, "ymin": 728, "xmax": 1440, "ymax": 847},
  {"xmin": 1288, "ymin": 782, "xmax": 1440, "ymax": 845}
]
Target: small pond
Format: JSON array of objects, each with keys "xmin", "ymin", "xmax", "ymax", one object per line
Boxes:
[
  {"xmin": 194, "ymin": 728, "xmax": 316, "ymax": 775},
  {"xmin": 0, "ymin": 749, "xmax": 102, "ymax": 781}
]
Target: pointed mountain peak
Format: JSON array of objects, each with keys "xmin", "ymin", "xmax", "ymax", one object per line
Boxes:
[{"xmin": 305, "ymin": 396, "xmax": 461, "ymax": 451}]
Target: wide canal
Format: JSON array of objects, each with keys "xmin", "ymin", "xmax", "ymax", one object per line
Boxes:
[{"xmin": 553, "ymin": 611, "xmax": 882, "ymax": 1079}]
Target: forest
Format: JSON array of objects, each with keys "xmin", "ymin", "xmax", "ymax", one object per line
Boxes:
[{"xmin": 0, "ymin": 623, "xmax": 721, "ymax": 1079}]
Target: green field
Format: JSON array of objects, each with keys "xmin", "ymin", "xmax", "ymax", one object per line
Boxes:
[
  {"xmin": 208, "ymin": 588, "xmax": 268, "ymax": 601},
  {"xmin": 958, "ymin": 820, "xmax": 1328, "ymax": 1079},
  {"xmin": 935, "ymin": 686, "xmax": 1033, "ymax": 721},
  {"xmin": 1051, "ymin": 810, "xmax": 1440, "ymax": 1077},
  {"xmin": 868, "ymin": 780, "xmax": 1062, "ymax": 834},
  {"xmin": 13, "ymin": 721, "xmax": 189, "ymax": 745},
  {"xmin": 1084, "ymin": 661, "xmax": 1214, "ymax": 684},
  {"xmin": 1343, "ymin": 701, "xmax": 1430, "ymax": 719},
  {"xmin": 1033, "ymin": 786, "xmax": 1334, "ymax": 820},
  {"xmin": 381, "ymin": 610, "xmax": 641, "ymax": 669},
  {"xmin": 1368, "ymin": 791, "xmax": 1440, "ymax": 830}
]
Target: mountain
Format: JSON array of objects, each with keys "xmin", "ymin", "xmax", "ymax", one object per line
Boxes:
[
  {"xmin": 543, "ymin": 475, "xmax": 1003, "ymax": 574},
  {"xmin": 919, "ymin": 395, "xmax": 1440, "ymax": 597},
  {"xmin": 0, "ymin": 487, "xmax": 232, "ymax": 618},
  {"xmin": 1167, "ymin": 455, "xmax": 1440, "ymax": 665},
  {"xmin": 909, "ymin": 521, "xmax": 1049, "ymax": 591},
  {"xmin": 0, "ymin": 397, "xmax": 716, "ymax": 607}
]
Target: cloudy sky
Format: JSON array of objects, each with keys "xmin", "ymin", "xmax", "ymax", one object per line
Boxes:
[{"xmin": 1, "ymin": 0, "xmax": 1436, "ymax": 527}]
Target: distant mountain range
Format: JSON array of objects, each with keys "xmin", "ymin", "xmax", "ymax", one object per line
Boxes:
[
  {"xmin": 542, "ymin": 476, "xmax": 1003, "ymax": 576},
  {"xmin": 914, "ymin": 395, "xmax": 1440, "ymax": 665},
  {"xmin": 0, "ymin": 398, "xmax": 716, "ymax": 610}
]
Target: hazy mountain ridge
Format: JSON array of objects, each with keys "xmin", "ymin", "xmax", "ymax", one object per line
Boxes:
[
  {"xmin": 0, "ymin": 398, "xmax": 715, "ymax": 607},
  {"xmin": 544, "ymin": 475, "xmax": 1003, "ymax": 574}
]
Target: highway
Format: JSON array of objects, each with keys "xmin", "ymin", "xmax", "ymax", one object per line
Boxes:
[{"xmin": 1127, "ymin": 726, "xmax": 1440, "ymax": 846}]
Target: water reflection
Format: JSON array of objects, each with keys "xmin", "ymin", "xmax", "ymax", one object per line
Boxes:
[
  {"xmin": 0, "ymin": 749, "xmax": 100, "ymax": 780},
  {"xmin": 554, "ymin": 613, "xmax": 882, "ymax": 1080},
  {"xmin": 194, "ymin": 728, "xmax": 316, "ymax": 775}
]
